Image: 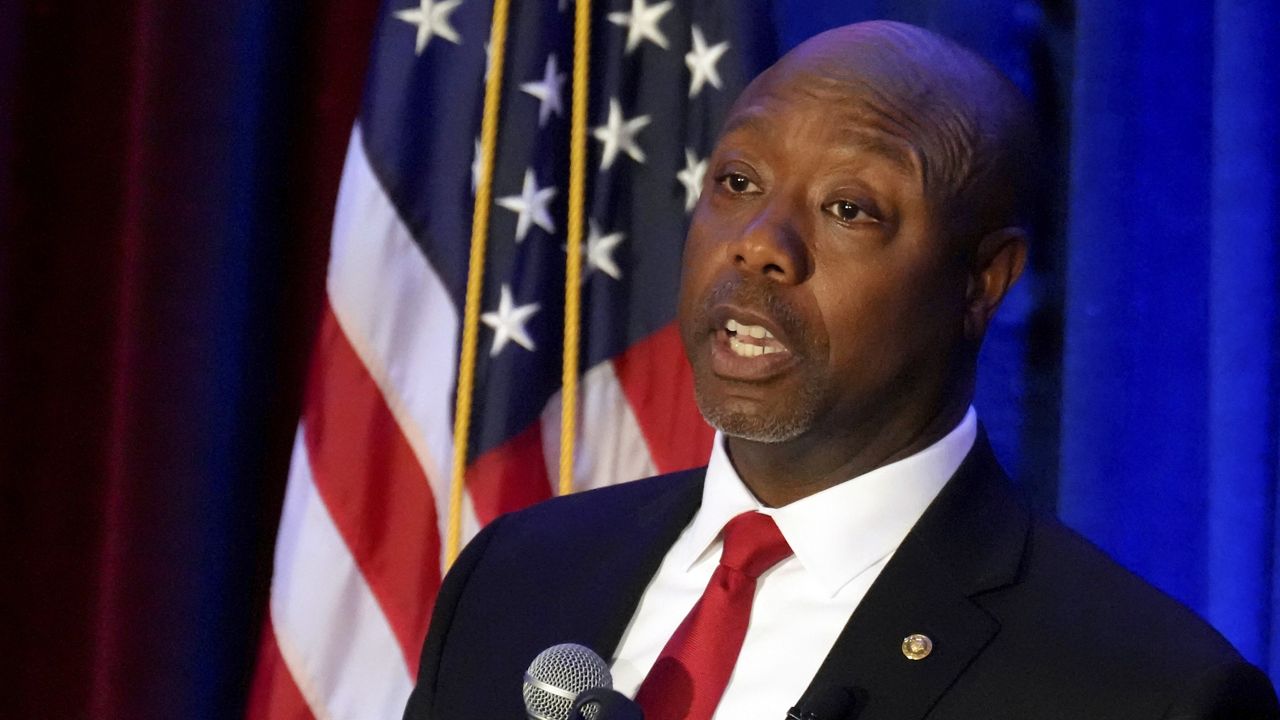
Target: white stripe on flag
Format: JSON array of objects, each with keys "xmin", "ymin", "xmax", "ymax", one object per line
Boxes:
[
  {"xmin": 541, "ymin": 359, "xmax": 659, "ymax": 493},
  {"xmin": 325, "ymin": 125, "xmax": 474, "ymax": 550},
  {"xmin": 271, "ymin": 425, "xmax": 416, "ymax": 720}
]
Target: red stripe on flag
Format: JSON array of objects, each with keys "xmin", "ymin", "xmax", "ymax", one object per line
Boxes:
[
  {"xmin": 466, "ymin": 420, "xmax": 553, "ymax": 524},
  {"xmin": 244, "ymin": 619, "xmax": 317, "ymax": 720},
  {"xmin": 302, "ymin": 303, "xmax": 442, "ymax": 672},
  {"xmin": 612, "ymin": 322, "xmax": 714, "ymax": 473}
]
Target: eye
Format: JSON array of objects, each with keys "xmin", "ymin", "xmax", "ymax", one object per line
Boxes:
[
  {"xmin": 823, "ymin": 199, "xmax": 877, "ymax": 224},
  {"xmin": 716, "ymin": 172, "xmax": 761, "ymax": 195}
]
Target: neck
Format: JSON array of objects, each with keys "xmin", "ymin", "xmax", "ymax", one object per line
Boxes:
[{"xmin": 725, "ymin": 396, "xmax": 971, "ymax": 507}]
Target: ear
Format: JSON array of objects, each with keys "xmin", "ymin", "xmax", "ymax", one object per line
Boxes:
[{"xmin": 964, "ymin": 227, "xmax": 1027, "ymax": 341}]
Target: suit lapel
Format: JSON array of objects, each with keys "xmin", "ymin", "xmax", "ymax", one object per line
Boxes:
[
  {"xmin": 575, "ymin": 468, "xmax": 706, "ymax": 660},
  {"xmin": 799, "ymin": 433, "xmax": 1030, "ymax": 719}
]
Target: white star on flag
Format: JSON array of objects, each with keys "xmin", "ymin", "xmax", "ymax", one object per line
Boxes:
[
  {"xmin": 676, "ymin": 148, "xmax": 707, "ymax": 212},
  {"xmin": 607, "ymin": 0, "xmax": 674, "ymax": 54},
  {"xmin": 685, "ymin": 26, "xmax": 730, "ymax": 97},
  {"xmin": 471, "ymin": 138, "xmax": 483, "ymax": 193},
  {"xmin": 393, "ymin": 0, "xmax": 463, "ymax": 56},
  {"xmin": 592, "ymin": 98, "xmax": 651, "ymax": 169},
  {"xmin": 481, "ymin": 284, "xmax": 541, "ymax": 356},
  {"xmin": 496, "ymin": 168, "xmax": 558, "ymax": 242},
  {"xmin": 583, "ymin": 219, "xmax": 625, "ymax": 280},
  {"xmin": 520, "ymin": 54, "xmax": 566, "ymax": 127}
]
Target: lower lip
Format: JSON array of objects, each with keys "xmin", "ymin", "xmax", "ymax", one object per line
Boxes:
[{"xmin": 708, "ymin": 329, "xmax": 798, "ymax": 381}]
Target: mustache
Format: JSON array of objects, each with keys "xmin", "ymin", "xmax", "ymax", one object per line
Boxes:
[{"xmin": 702, "ymin": 279, "xmax": 812, "ymax": 346}]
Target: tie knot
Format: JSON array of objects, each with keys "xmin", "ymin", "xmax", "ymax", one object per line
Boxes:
[{"xmin": 719, "ymin": 512, "xmax": 793, "ymax": 578}]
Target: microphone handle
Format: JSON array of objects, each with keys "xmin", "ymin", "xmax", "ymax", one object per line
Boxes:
[{"xmin": 568, "ymin": 688, "xmax": 644, "ymax": 720}]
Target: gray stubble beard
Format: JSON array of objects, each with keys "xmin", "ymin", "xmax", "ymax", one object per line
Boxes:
[{"xmin": 693, "ymin": 378, "xmax": 826, "ymax": 444}]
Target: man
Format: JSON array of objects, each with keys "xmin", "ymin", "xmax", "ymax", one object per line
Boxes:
[{"xmin": 403, "ymin": 21, "xmax": 1279, "ymax": 719}]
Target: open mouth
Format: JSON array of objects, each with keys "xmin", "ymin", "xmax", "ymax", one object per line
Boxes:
[
  {"xmin": 704, "ymin": 308, "xmax": 799, "ymax": 382},
  {"xmin": 724, "ymin": 318, "xmax": 787, "ymax": 357}
]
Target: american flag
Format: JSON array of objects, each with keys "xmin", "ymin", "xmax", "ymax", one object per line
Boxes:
[{"xmin": 246, "ymin": 1, "xmax": 776, "ymax": 717}]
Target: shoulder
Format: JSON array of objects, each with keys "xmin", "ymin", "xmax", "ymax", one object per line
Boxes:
[
  {"xmin": 1017, "ymin": 514, "xmax": 1240, "ymax": 661},
  {"xmin": 930, "ymin": 436, "xmax": 1256, "ymax": 679},
  {"xmin": 499, "ymin": 467, "xmax": 705, "ymax": 526},
  {"xmin": 404, "ymin": 467, "xmax": 706, "ymax": 720},
  {"xmin": 971, "ymin": 511, "xmax": 1277, "ymax": 715},
  {"xmin": 442, "ymin": 466, "xmax": 706, "ymax": 589},
  {"xmin": 477, "ymin": 467, "xmax": 706, "ymax": 552}
]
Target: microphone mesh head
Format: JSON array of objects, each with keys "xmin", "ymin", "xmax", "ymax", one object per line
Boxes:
[{"xmin": 522, "ymin": 643, "xmax": 612, "ymax": 720}]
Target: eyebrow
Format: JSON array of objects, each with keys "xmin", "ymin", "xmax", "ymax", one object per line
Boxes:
[{"xmin": 720, "ymin": 108, "xmax": 920, "ymax": 176}]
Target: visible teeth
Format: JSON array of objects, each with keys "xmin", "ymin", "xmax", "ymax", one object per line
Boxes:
[
  {"xmin": 728, "ymin": 336, "xmax": 781, "ymax": 357},
  {"xmin": 724, "ymin": 318, "xmax": 774, "ymax": 339}
]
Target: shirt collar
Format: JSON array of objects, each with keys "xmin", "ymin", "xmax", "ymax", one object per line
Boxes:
[{"xmin": 677, "ymin": 407, "xmax": 978, "ymax": 597}]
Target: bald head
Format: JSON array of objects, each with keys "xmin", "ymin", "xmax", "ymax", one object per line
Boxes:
[
  {"xmin": 678, "ymin": 20, "xmax": 1032, "ymax": 499},
  {"xmin": 737, "ymin": 21, "xmax": 1036, "ymax": 247}
]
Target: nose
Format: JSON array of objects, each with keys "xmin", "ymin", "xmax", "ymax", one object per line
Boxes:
[{"xmin": 727, "ymin": 203, "xmax": 811, "ymax": 284}]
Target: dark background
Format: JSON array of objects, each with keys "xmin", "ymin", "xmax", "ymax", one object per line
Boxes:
[{"xmin": 4, "ymin": 0, "xmax": 1279, "ymax": 717}]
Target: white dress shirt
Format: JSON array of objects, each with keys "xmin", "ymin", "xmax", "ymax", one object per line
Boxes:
[{"xmin": 609, "ymin": 407, "xmax": 978, "ymax": 719}]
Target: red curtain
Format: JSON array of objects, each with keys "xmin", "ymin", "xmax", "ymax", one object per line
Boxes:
[{"xmin": 1, "ymin": 1, "xmax": 379, "ymax": 716}]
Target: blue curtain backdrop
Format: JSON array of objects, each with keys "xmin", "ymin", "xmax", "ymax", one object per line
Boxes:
[
  {"xmin": 1059, "ymin": 0, "xmax": 1280, "ymax": 671},
  {"xmin": 4, "ymin": 0, "xmax": 1280, "ymax": 717}
]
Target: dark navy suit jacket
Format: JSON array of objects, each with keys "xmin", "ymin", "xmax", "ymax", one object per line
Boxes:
[{"xmin": 403, "ymin": 436, "xmax": 1279, "ymax": 719}]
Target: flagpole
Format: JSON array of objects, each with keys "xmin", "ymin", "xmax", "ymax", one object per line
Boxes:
[
  {"xmin": 447, "ymin": 0, "xmax": 513, "ymax": 567},
  {"xmin": 560, "ymin": 0, "xmax": 592, "ymax": 497}
]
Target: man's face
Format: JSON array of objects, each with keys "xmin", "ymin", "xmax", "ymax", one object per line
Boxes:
[{"xmin": 678, "ymin": 66, "xmax": 970, "ymax": 444}]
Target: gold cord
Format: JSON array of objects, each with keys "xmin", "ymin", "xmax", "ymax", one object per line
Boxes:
[
  {"xmin": 559, "ymin": 0, "xmax": 593, "ymax": 497},
  {"xmin": 447, "ymin": 0, "xmax": 512, "ymax": 566}
]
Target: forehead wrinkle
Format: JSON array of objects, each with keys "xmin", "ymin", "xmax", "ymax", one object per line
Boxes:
[
  {"xmin": 831, "ymin": 127, "xmax": 921, "ymax": 179},
  {"xmin": 835, "ymin": 75, "xmax": 977, "ymax": 209},
  {"xmin": 836, "ymin": 86, "xmax": 934, "ymax": 183},
  {"xmin": 721, "ymin": 85, "xmax": 924, "ymax": 182},
  {"xmin": 770, "ymin": 67, "xmax": 967, "ymax": 203}
]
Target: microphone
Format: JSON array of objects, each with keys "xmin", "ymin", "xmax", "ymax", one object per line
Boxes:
[{"xmin": 522, "ymin": 643, "xmax": 615, "ymax": 720}]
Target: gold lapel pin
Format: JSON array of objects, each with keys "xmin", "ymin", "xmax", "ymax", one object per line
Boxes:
[{"xmin": 901, "ymin": 633, "xmax": 933, "ymax": 660}]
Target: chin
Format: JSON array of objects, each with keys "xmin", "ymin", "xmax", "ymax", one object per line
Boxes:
[{"xmin": 694, "ymin": 388, "xmax": 820, "ymax": 444}]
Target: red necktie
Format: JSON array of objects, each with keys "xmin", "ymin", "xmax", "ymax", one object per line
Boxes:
[{"xmin": 634, "ymin": 511, "xmax": 794, "ymax": 720}]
